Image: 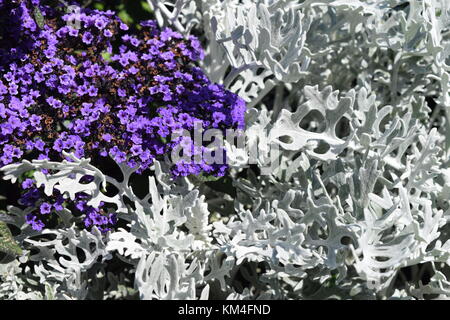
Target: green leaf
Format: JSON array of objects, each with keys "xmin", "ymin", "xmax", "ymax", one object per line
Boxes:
[
  {"xmin": 160, "ymin": 136, "xmax": 168, "ymax": 144},
  {"xmin": 117, "ymin": 4, "xmax": 134, "ymax": 25},
  {"xmin": 188, "ymin": 173, "xmax": 223, "ymax": 184},
  {"xmin": 93, "ymin": 3, "xmax": 105, "ymax": 10},
  {"xmin": 141, "ymin": 1, "xmax": 152, "ymax": 13},
  {"xmin": 0, "ymin": 221, "xmax": 22, "ymax": 256},
  {"xmin": 33, "ymin": 6, "xmax": 46, "ymax": 29},
  {"xmin": 101, "ymin": 51, "xmax": 112, "ymax": 62}
]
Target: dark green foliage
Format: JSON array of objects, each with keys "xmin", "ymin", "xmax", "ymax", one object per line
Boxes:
[{"xmin": 0, "ymin": 221, "xmax": 22, "ymax": 256}]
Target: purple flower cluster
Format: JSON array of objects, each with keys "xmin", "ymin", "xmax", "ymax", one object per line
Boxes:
[
  {"xmin": 1, "ymin": 0, "xmax": 246, "ymax": 233},
  {"xmin": 0, "ymin": 0, "xmax": 246, "ymax": 179},
  {"xmin": 20, "ymin": 176, "xmax": 117, "ymax": 232}
]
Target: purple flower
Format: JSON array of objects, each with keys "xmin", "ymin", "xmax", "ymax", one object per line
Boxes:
[
  {"xmin": 118, "ymin": 88, "xmax": 126, "ymax": 97},
  {"xmin": 95, "ymin": 18, "xmax": 108, "ymax": 30},
  {"xmin": 130, "ymin": 38, "xmax": 140, "ymax": 47},
  {"xmin": 102, "ymin": 133, "xmax": 112, "ymax": 142},
  {"xmin": 160, "ymin": 51, "xmax": 174, "ymax": 61},
  {"xmin": 68, "ymin": 27, "xmax": 79, "ymax": 37},
  {"xmin": 34, "ymin": 72, "xmax": 45, "ymax": 83},
  {"xmin": 42, "ymin": 64, "xmax": 53, "ymax": 74},
  {"xmin": 130, "ymin": 144, "xmax": 143, "ymax": 156},
  {"xmin": 35, "ymin": 139, "xmax": 45, "ymax": 151},
  {"xmin": 21, "ymin": 178, "xmax": 35, "ymax": 189},
  {"xmin": 108, "ymin": 213, "xmax": 117, "ymax": 225},
  {"xmin": 40, "ymin": 202, "xmax": 52, "ymax": 215},
  {"xmin": 82, "ymin": 31, "xmax": 94, "ymax": 44},
  {"xmin": 119, "ymin": 22, "xmax": 129, "ymax": 30},
  {"xmin": 114, "ymin": 151, "xmax": 126, "ymax": 163},
  {"xmin": 26, "ymin": 214, "xmax": 45, "ymax": 231},
  {"xmin": 87, "ymin": 86, "xmax": 98, "ymax": 96}
]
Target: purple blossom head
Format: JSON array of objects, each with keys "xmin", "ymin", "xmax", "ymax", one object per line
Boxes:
[
  {"xmin": 21, "ymin": 178, "xmax": 35, "ymax": 189},
  {"xmin": 82, "ymin": 31, "xmax": 94, "ymax": 45},
  {"xmin": 39, "ymin": 202, "xmax": 52, "ymax": 215}
]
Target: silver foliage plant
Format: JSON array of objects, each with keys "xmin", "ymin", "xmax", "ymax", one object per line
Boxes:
[{"xmin": 1, "ymin": 0, "xmax": 450, "ymax": 300}]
